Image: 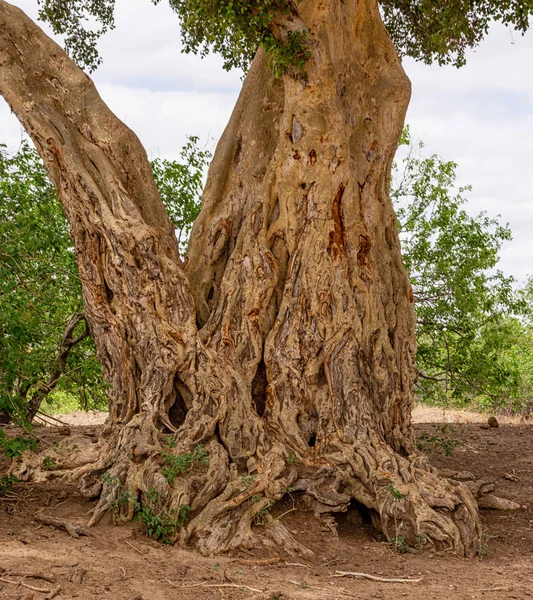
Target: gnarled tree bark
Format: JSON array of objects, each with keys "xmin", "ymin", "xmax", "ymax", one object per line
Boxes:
[{"xmin": 0, "ymin": 0, "xmax": 481, "ymax": 556}]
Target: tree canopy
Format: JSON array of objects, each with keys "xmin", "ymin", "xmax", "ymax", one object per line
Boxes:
[{"xmin": 36, "ymin": 0, "xmax": 533, "ymax": 72}]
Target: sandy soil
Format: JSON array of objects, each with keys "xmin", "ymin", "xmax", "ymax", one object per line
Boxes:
[
  {"xmin": 1, "ymin": 420, "xmax": 532, "ymax": 600},
  {"xmin": 42, "ymin": 404, "xmax": 532, "ymax": 429}
]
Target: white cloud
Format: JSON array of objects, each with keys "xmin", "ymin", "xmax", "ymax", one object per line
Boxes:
[{"xmin": 1, "ymin": 2, "xmax": 533, "ymax": 282}]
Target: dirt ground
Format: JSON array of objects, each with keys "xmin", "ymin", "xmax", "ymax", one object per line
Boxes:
[{"xmin": 1, "ymin": 418, "xmax": 532, "ymax": 600}]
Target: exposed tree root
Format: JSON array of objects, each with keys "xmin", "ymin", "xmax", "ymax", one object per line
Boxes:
[{"xmin": 12, "ymin": 415, "xmax": 483, "ymax": 557}]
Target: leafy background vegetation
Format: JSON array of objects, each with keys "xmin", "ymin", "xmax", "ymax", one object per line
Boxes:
[
  {"xmin": 0, "ymin": 137, "xmax": 210, "ymax": 425},
  {"xmin": 33, "ymin": 0, "xmax": 533, "ymax": 76}
]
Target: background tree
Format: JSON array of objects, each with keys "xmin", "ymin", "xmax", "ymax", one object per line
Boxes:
[
  {"xmin": 391, "ymin": 130, "xmax": 529, "ymax": 412},
  {"xmin": 0, "ymin": 137, "xmax": 210, "ymax": 424},
  {"xmin": 0, "ymin": 141, "xmax": 105, "ymax": 424},
  {"xmin": 2, "ymin": 0, "xmax": 532, "ymax": 558}
]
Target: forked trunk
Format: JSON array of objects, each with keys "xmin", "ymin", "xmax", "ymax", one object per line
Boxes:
[{"xmin": 0, "ymin": 0, "xmax": 481, "ymax": 556}]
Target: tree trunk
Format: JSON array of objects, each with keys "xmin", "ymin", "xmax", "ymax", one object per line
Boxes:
[{"xmin": 0, "ymin": 0, "xmax": 481, "ymax": 556}]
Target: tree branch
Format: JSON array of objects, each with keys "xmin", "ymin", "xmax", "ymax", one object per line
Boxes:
[{"xmin": 25, "ymin": 313, "xmax": 89, "ymax": 420}]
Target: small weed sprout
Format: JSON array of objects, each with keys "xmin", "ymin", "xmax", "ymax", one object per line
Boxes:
[
  {"xmin": 102, "ymin": 479, "xmax": 191, "ymax": 544},
  {"xmin": 388, "ymin": 484, "xmax": 407, "ymax": 553},
  {"xmin": 42, "ymin": 455, "xmax": 57, "ymax": 469},
  {"xmin": 287, "ymin": 451, "xmax": 297, "ymax": 465},
  {"xmin": 254, "ymin": 499, "xmax": 275, "ymax": 526},
  {"xmin": 477, "ymin": 528, "xmax": 496, "ymax": 558},
  {"xmin": 111, "ymin": 489, "xmax": 137, "ymax": 521},
  {"xmin": 241, "ymin": 474, "xmax": 256, "ymax": 489}
]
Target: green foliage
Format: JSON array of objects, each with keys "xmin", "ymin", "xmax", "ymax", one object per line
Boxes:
[
  {"xmin": 163, "ymin": 0, "xmax": 307, "ymax": 75},
  {"xmin": 34, "ymin": 0, "xmax": 533, "ymax": 74},
  {"xmin": 136, "ymin": 488, "xmax": 191, "ymax": 544},
  {"xmin": 42, "ymin": 455, "xmax": 57, "ymax": 469},
  {"xmin": 0, "ymin": 474, "xmax": 18, "ymax": 495},
  {"xmin": 0, "ymin": 431, "xmax": 38, "ymax": 458},
  {"xmin": 392, "ymin": 129, "xmax": 527, "ymax": 411},
  {"xmin": 381, "ymin": 0, "xmax": 533, "ymax": 68},
  {"xmin": 36, "ymin": 0, "xmax": 115, "ymax": 72},
  {"xmin": 241, "ymin": 474, "xmax": 256, "ymax": 489},
  {"xmin": 387, "ymin": 484, "xmax": 405, "ymax": 502},
  {"xmin": 151, "ymin": 136, "xmax": 211, "ymax": 252},
  {"xmin": 0, "ymin": 137, "xmax": 209, "ymax": 422},
  {"xmin": 161, "ymin": 443, "xmax": 209, "ymax": 485},
  {"xmin": 476, "ymin": 528, "xmax": 496, "ymax": 557},
  {"xmin": 389, "ymin": 535, "xmax": 410, "ymax": 554},
  {"xmin": 0, "ymin": 142, "xmax": 106, "ymax": 423}
]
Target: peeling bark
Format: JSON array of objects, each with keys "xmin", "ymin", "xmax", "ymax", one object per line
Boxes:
[{"xmin": 1, "ymin": 0, "xmax": 481, "ymax": 556}]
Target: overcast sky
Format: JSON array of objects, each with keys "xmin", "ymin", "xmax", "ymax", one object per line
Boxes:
[{"xmin": 2, "ymin": 0, "xmax": 532, "ymax": 283}]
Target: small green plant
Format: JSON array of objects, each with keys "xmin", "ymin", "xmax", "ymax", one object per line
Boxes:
[
  {"xmin": 111, "ymin": 489, "xmax": 137, "ymax": 520},
  {"xmin": 136, "ymin": 488, "xmax": 191, "ymax": 545},
  {"xmin": 42, "ymin": 455, "xmax": 57, "ymax": 469},
  {"xmin": 417, "ymin": 424, "xmax": 461, "ymax": 456},
  {"xmin": 388, "ymin": 484, "xmax": 407, "ymax": 553},
  {"xmin": 389, "ymin": 535, "xmax": 409, "ymax": 554},
  {"xmin": 254, "ymin": 499, "xmax": 275, "ymax": 526},
  {"xmin": 387, "ymin": 484, "xmax": 405, "ymax": 501},
  {"xmin": 161, "ymin": 443, "xmax": 209, "ymax": 485},
  {"xmin": 0, "ymin": 431, "xmax": 38, "ymax": 458},
  {"xmin": 0, "ymin": 474, "xmax": 18, "ymax": 495},
  {"xmin": 476, "ymin": 528, "xmax": 496, "ymax": 558},
  {"xmin": 287, "ymin": 451, "xmax": 297, "ymax": 465}
]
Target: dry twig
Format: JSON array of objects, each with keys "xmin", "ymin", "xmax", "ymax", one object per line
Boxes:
[
  {"xmin": 332, "ymin": 570, "xmax": 423, "ymax": 583},
  {"xmin": 231, "ymin": 556, "xmax": 279, "ymax": 566},
  {"xmin": 125, "ymin": 540, "xmax": 149, "ymax": 558},
  {"xmin": 6, "ymin": 571, "xmax": 55, "ymax": 583},
  {"xmin": 288, "ymin": 580, "xmax": 358, "ymax": 598},
  {"xmin": 0, "ymin": 576, "xmax": 50, "ymax": 594}
]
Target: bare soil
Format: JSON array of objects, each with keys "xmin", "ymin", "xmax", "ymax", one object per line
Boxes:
[{"xmin": 1, "ymin": 420, "xmax": 532, "ymax": 600}]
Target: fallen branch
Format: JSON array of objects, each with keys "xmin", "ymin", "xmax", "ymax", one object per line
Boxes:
[
  {"xmin": 231, "ymin": 556, "xmax": 280, "ymax": 566},
  {"xmin": 166, "ymin": 580, "xmax": 263, "ymax": 593},
  {"xmin": 5, "ymin": 571, "xmax": 55, "ymax": 583},
  {"xmin": 332, "ymin": 570, "xmax": 423, "ymax": 583},
  {"xmin": 0, "ymin": 576, "xmax": 50, "ymax": 593},
  {"xmin": 34, "ymin": 514, "xmax": 89, "ymax": 538}
]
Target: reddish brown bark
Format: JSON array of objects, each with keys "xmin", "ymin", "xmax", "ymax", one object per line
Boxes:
[{"xmin": 0, "ymin": 0, "xmax": 481, "ymax": 556}]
